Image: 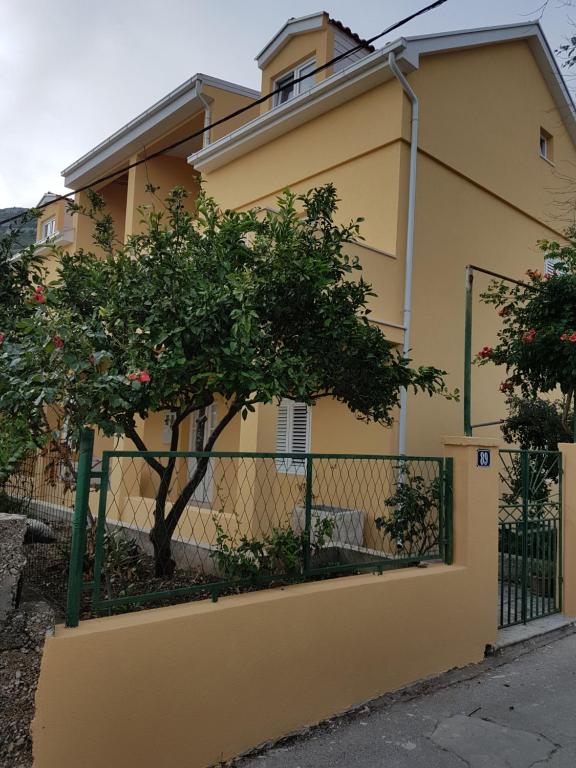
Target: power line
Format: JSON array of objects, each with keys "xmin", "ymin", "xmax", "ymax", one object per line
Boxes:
[{"xmin": 0, "ymin": 0, "xmax": 448, "ymax": 230}]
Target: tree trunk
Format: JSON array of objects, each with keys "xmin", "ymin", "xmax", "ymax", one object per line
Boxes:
[{"xmin": 150, "ymin": 515, "xmax": 176, "ymax": 578}]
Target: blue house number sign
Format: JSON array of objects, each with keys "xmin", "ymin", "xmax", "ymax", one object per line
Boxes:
[{"xmin": 477, "ymin": 449, "xmax": 491, "ymax": 468}]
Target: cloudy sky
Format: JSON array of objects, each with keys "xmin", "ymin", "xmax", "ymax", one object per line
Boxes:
[{"xmin": 1, "ymin": 0, "xmax": 575, "ymax": 208}]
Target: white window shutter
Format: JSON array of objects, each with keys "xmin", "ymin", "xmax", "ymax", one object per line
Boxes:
[
  {"xmin": 275, "ymin": 400, "xmax": 310, "ymax": 473},
  {"xmin": 544, "ymin": 257, "xmax": 559, "ymax": 275}
]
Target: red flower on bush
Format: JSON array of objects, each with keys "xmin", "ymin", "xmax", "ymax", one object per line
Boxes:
[
  {"xmin": 52, "ymin": 335, "xmax": 64, "ymax": 349},
  {"xmin": 0, "ymin": 333, "xmax": 5, "ymax": 345},
  {"xmin": 499, "ymin": 381, "xmax": 514, "ymax": 393},
  {"xmin": 522, "ymin": 329, "xmax": 536, "ymax": 344},
  {"xmin": 32, "ymin": 285, "xmax": 46, "ymax": 304},
  {"xmin": 498, "ymin": 306, "xmax": 511, "ymax": 317},
  {"xmin": 127, "ymin": 370, "xmax": 151, "ymax": 383},
  {"xmin": 477, "ymin": 346, "xmax": 493, "ymax": 359},
  {"xmin": 561, "ymin": 332, "xmax": 576, "ymax": 343}
]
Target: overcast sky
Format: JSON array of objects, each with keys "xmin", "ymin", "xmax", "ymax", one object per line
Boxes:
[{"xmin": 1, "ymin": 0, "xmax": 575, "ymax": 208}]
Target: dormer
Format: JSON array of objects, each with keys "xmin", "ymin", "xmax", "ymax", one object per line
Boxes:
[{"xmin": 256, "ymin": 12, "xmax": 374, "ymax": 113}]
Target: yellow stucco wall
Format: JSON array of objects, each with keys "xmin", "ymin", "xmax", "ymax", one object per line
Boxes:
[
  {"xmin": 403, "ymin": 40, "xmax": 576, "ymax": 455},
  {"xmin": 32, "ymin": 437, "xmax": 499, "ymax": 768},
  {"xmin": 200, "ymin": 39, "xmax": 576, "ymax": 457}
]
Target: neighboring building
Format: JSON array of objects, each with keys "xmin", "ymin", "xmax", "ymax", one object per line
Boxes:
[{"xmin": 32, "ymin": 14, "xmax": 576, "ymax": 542}]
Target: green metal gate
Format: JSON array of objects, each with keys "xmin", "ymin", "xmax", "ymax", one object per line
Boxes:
[{"xmin": 498, "ymin": 450, "xmax": 562, "ymax": 628}]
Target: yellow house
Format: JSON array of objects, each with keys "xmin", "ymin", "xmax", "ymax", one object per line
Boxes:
[{"xmin": 27, "ymin": 15, "xmax": 576, "ymax": 556}]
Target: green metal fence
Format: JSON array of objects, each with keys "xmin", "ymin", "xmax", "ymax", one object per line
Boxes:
[
  {"xmin": 65, "ymin": 430, "xmax": 454, "ymax": 626},
  {"xmin": 498, "ymin": 449, "xmax": 562, "ymax": 628}
]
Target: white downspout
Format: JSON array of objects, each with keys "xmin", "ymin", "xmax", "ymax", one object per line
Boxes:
[
  {"xmin": 388, "ymin": 51, "xmax": 419, "ymax": 456},
  {"xmin": 196, "ymin": 78, "xmax": 212, "ymax": 148}
]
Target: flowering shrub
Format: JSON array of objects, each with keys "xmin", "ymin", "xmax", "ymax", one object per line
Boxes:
[{"xmin": 480, "ymin": 232, "xmax": 576, "ymax": 434}]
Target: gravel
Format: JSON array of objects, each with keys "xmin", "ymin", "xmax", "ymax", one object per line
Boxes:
[{"xmin": 0, "ymin": 600, "xmax": 55, "ymax": 768}]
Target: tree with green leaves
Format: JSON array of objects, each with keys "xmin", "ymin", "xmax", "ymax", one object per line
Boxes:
[
  {"xmin": 0, "ymin": 184, "xmax": 452, "ymax": 576},
  {"xmin": 0, "ymin": 209, "xmax": 46, "ymax": 481}
]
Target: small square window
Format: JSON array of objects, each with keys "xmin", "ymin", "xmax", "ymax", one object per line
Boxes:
[{"xmin": 539, "ymin": 129, "xmax": 553, "ymax": 162}]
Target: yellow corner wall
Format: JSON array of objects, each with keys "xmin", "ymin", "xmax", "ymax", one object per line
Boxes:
[{"xmin": 32, "ymin": 438, "xmax": 498, "ymax": 768}]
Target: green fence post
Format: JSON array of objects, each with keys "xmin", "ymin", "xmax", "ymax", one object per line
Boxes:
[
  {"xmin": 303, "ymin": 455, "xmax": 313, "ymax": 576},
  {"xmin": 65, "ymin": 427, "xmax": 94, "ymax": 628},
  {"xmin": 464, "ymin": 266, "xmax": 474, "ymax": 437},
  {"xmin": 520, "ymin": 450, "xmax": 530, "ymax": 625},
  {"xmin": 444, "ymin": 457, "xmax": 454, "ymax": 565}
]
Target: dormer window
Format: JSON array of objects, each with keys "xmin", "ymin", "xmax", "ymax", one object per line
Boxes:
[
  {"xmin": 273, "ymin": 59, "xmax": 316, "ymax": 107},
  {"xmin": 41, "ymin": 217, "xmax": 56, "ymax": 239}
]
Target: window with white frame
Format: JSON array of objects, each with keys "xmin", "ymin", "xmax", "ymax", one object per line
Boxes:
[
  {"xmin": 539, "ymin": 128, "xmax": 553, "ymax": 162},
  {"xmin": 41, "ymin": 217, "xmax": 56, "ymax": 240},
  {"xmin": 275, "ymin": 399, "xmax": 311, "ymax": 474},
  {"xmin": 273, "ymin": 59, "xmax": 316, "ymax": 107}
]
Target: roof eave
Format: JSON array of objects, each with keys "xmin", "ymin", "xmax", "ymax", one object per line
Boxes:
[
  {"xmin": 61, "ymin": 74, "xmax": 259, "ymax": 190},
  {"xmin": 190, "ymin": 39, "xmax": 409, "ymax": 174}
]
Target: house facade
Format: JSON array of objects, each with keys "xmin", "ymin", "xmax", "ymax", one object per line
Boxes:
[{"xmin": 30, "ymin": 14, "xmax": 576, "ymax": 546}]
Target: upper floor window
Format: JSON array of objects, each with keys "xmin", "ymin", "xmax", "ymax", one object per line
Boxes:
[
  {"xmin": 41, "ymin": 217, "xmax": 56, "ymax": 239},
  {"xmin": 539, "ymin": 128, "xmax": 553, "ymax": 162},
  {"xmin": 273, "ymin": 59, "xmax": 316, "ymax": 107}
]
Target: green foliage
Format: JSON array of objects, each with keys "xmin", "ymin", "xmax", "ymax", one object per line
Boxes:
[
  {"xmin": 0, "ymin": 183, "xmax": 450, "ymax": 575},
  {"xmin": 211, "ymin": 516, "xmax": 335, "ymax": 580},
  {"xmin": 84, "ymin": 528, "xmax": 149, "ymax": 586},
  {"xmin": 0, "ymin": 416, "xmax": 37, "ymax": 486},
  {"xmin": 501, "ymin": 395, "xmax": 572, "ymax": 452},
  {"xmin": 375, "ymin": 469, "xmax": 440, "ymax": 556}
]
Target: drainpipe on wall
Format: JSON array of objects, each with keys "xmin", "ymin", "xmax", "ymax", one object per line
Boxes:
[
  {"xmin": 196, "ymin": 78, "xmax": 212, "ymax": 148},
  {"xmin": 388, "ymin": 52, "xmax": 419, "ymax": 457}
]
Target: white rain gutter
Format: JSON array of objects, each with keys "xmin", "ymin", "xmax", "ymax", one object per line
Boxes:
[
  {"xmin": 196, "ymin": 79, "xmax": 212, "ymax": 148},
  {"xmin": 388, "ymin": 51, "xmax": 419, "ymax": 457}
]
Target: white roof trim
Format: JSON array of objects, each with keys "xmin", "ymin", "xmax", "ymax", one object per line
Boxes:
[
  {"xmin": 190, "ymin": 22, "xmax": 576, "ymax": 174},
  {"xmin": 190, "ymin": 39, "xmax": 408, "ymax": 174},
  {"xmin": 256, "ymin": 12, "xmax": 326, "ymax": 68},
  {"xmin": 62, "ymin": 73, "xmax": 258, "ymax": 189}
]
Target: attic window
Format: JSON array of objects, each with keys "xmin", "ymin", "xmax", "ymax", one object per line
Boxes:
[
  {"xmin": 273, "ymin": 59, "xmax": 316, "ymax": 107},
  {"xmin": 41, "ymin": 218, "xmax": 56, "ymax": 239},
  {"xmin": 539, "ymin": 129, "xmax": 553, "ymax": 162}
]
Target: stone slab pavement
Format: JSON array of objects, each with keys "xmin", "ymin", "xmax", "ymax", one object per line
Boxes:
[{"xmin": 235, "ymin": 628, "xmax": 576, "ymax": 768}]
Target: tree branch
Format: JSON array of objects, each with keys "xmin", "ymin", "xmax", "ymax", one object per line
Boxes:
[
  {"xmin": 125, "ymin": 422, "xmax": 164, "ymax": 476},
  {"xmin": 165, "ymin": 403, "xmax": 240, "ymax": 532}
]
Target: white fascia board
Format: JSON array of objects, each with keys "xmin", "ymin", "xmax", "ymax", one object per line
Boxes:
[
  {"xmin": 189, "ymin": 39, "xmax": 408, "ymax": 174},
  {"xmin": 62, "ymin": 74, "xmax": 259, "ymax": 190},
  {"xmin": 256, "ymin": 13, "xmax": 326, "ymax": 68}
]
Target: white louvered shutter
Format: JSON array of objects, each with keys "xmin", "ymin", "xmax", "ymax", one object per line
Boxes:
[
  {"xmin": 290, "ymin": 403, "xmax": 309, "ymax": 472},
  {"xmin": 275, "ymin": 400, "xmax": 310, "ymax": 474}
]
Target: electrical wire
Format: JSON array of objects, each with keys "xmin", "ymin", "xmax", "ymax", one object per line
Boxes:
[{"xmin": 0, "ymin": 0, "xmax": 448, "ymax": 229}]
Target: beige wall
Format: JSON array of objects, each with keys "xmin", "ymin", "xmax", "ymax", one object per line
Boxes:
[
  {"xmin": 33, "ymin": 437, "xmax": 499, "ymax": 768},
  {"xmin": 201, "ymin": 39, "xmax": 576, "ymax": 458},
  {"xmin": 404, "ymin": 40, "xmax": 576, "ymax": 455}
]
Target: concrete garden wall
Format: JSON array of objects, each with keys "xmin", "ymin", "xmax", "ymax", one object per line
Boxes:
[{"xmin": 33, "ymin": 438, "xmax": 501, "ymax": 768}]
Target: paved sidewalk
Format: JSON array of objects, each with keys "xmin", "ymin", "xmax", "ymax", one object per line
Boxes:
[{"xmin": 236, "ymin": 629, "xmax": 576, "ymax": 768}]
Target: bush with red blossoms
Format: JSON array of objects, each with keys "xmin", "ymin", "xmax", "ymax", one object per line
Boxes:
[{"xmin": 480, "ymin": 231, "xmax": 576, "ymax": 435}]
